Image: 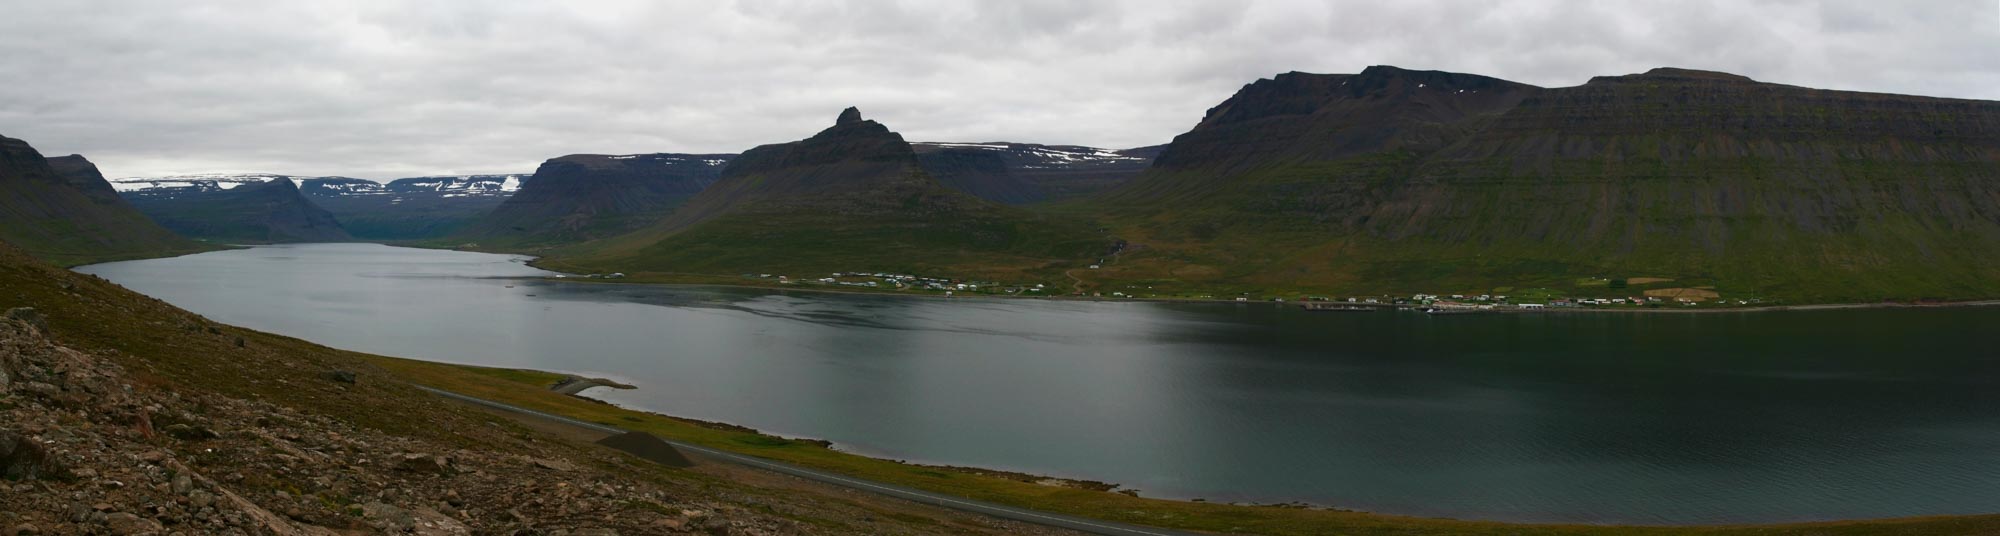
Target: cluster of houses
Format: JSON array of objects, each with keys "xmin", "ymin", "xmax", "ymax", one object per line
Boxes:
[
  {"xmin": 552, "ymin": 272, "xmax": 625, "ymax": 279},
  {"xmin": 1276, "ymin": 292, "xmax": 1754, "ymax": 310},
  {"xmin": 746, "ymin": 272, "xmax": 1052, "ymax": 296}
]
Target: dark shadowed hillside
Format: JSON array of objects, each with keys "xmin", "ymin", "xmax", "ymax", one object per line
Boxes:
[
  {"xmin": 451, "ymin": 154, "xmax": 729, "ymax": 248},
  {"xmin": 552, "ymin": 108, "xmax": 1103, "ymax": 279},
  {"xmin": 122, "ymin": 178, "xmax": 352, "ymax": 243},
  {"xmin": 1089, "ymin": 66, "xmax": 2000, "ymax": 303},
  {"xmin": 0, "ymin": 135, "xmax": 213, "ymax": 265},
  {"xmin": 912, "ymin": 142, "xmax": 1160, "ymax": 204}
]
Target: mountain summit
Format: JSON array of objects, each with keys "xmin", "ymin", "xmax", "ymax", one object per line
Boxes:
[
  {"xmin": 836, "ymin": 106, "xmax": 864, "ymax": 125},
  {"xmin": 553, "ymin": 109, "xmax": 1100, "ymax": 278}
]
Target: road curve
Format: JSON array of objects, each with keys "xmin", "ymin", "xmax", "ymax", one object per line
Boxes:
[{"xmin": 414, "ymin": 386, "xmax": 1204, "ymax": 536}]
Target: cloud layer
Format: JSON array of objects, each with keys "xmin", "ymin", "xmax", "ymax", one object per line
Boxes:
[{"xmin": 2, "ymin": 0, "xmax": 1994, "ymax": 179}]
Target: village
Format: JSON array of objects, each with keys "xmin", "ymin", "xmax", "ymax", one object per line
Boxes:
[
  {"xmin": 743, "ymin": 271, "xmax": 1050, "ymax": 297},
  {"xmin": 734, "ymin": 270, "xmax": 1768, "ymax": 312}
]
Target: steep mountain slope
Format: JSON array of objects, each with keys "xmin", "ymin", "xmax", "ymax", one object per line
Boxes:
[
  {"xmin": 300, "ymin": 174, "xmax": 530, "ymax": 240},
  {"xmin": 451, "ymin": 154, "xmax": 729, "ymax": 248},
  {"xmin": 912, "ymin": 142, "xmax": 1160, "ymax": 204},
  {"xmin": 0, "ymin": 135, "xmax": 212, "ymax": 265},
  {"xmin": 553, "ymin": 108, "xmax": 1103, "ymax": 279},
  {"xmin": 123, "ymin": 178, "xmax": 352, "ymax": 243},
  {"xmin": 1096, "ymin": 66, "xmax": 2000, "ymax": 302}
]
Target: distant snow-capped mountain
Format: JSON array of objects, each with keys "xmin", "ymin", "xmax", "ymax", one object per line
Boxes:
[
  {"xmin": 108, "ymin": 173, "xmax": 316, "ymax": 194},
  {"xmin": 110, "ymin": 172, "xmax": 533, "ymax": 241},
  {"xmin": 112, "ymin": 173, "xmax": 532, "ymax": 199}
]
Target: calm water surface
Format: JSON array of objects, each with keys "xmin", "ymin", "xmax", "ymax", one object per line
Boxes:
[{"xmin": 78, "ymin": 243, "xmax": 2000, "ymax": 524}]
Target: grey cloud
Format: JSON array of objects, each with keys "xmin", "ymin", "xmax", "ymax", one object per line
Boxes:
[{"xmin": 0, "ymin": 0, "xmax": 1993, "ymax": 180}]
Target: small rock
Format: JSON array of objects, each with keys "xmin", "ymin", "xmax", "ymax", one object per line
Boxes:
[
  {"xmin": 326, "ymin": 370, "xmax": 357, "ymax": 384},
  {"xmin": 8, "ymin": 523, "xmax": 39, "ymax": 536},
  {"xmin": 163, "ymin": 424, "xmax": 218, "ymax": 441},
  {"xmin": 396, "ymin": 453, "xmax": 451, "ymax": 474},
  {"xmin": 530, "ymin": 457, "xmax": 577, "ymax": 472},
  {"xmin": 104, "ymin": 512, "xmax": 160, "ymax": 535},
  {"xmin": 171, "ymin": 473, "xmax": 193, "ymax": 494},
  {"xmin": 189, "ymin": 490, "xmax": 216, "ymax": 508},
  {"xmin": 3, "ymin": 307, "xmax": 46, "ymax": 330},
  {"xmin": 233, "ymin": 336, "xmax": 246, "ymax": 347}
]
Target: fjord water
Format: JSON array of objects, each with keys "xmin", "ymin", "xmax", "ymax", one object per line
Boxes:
[{"xmin": 79, "ymin": 243, "xmax": 2000, "ymax": 525}]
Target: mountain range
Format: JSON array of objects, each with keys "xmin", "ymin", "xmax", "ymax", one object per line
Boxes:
[
  {"xmin": 8, "ymin": 64, "xmax": 1996, "ymax": 303},
  {"xmin": 1091, "ymin": 66, "xmax": 2000, "ymax": 302},
  {"xmin": 110, "ymin": 173, "xmax": 531, "ymax": 240},
  {"xmin": 545, "ymin": 107, "xmax": 1103, "ymax": 279},
  {"xmin": 119, "ymin": 177, "xmax": 352, "ymax": 243}
]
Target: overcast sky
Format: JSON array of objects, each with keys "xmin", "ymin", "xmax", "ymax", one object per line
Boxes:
[{"xmin": 1, "ymin": 1, "xmax": 1995, "ymax": 180}]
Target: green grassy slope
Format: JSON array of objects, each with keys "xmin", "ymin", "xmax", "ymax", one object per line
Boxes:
[
  {"xmin": 1084, "ymin": 67, "xmax": 2000, "ymax": 303},
  {"xmin": 0, "ymin": 136, "xmax": 217, "ymax": 266}
]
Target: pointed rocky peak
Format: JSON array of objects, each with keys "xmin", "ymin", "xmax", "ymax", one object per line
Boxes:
[{"xmin": 836, "ymin": 107, "xmax": 864, "ymax": 125}]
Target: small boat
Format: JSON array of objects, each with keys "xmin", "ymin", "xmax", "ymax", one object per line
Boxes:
[{"xmin": 1423, "ymin": 307, "xmax": 1483, "ymax": 315}]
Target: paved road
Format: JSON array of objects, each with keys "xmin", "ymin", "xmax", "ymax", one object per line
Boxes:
[{"xmin": 414, "ymin": 386, "xmax": 1204, "ymax": 536}]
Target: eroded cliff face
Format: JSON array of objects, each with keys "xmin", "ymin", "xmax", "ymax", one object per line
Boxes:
[{"xmin": 1143, "ymin": 66, "xmax": 1539, "ymax": 177}]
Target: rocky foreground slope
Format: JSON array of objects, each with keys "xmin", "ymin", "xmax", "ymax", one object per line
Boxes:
[{"xmin": 0, "ymin": 240, "xmax": 1074, "ymax": 535}]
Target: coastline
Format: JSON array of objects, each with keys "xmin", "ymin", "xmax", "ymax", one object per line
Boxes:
[
  {"xmin": 377, "ymin": 357, "xmax": 2000, "ymax": 533},
  {"xmin": 541, "ymin": 274, "xmax": 2000, "ymax": 314}
]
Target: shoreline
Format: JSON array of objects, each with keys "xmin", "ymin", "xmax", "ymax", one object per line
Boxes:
[
  {"xmin": 454, "ymin": 366, "xmax": 1997, "ymax": 528},
  {"xmin": 541, "ymin": 275, "xmax": 2000, "ymax": 314},
  {"xmin": 425, "ymin": 242, "xmax": 2000, "ymax": 314}
]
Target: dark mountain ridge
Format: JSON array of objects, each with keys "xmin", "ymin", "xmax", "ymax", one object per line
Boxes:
[
  {"xmin": 553, "ymin": 108, "xmax": 1101, "ymax": 279},
  {"xmin": 296, "ymin": 175, "xmax": 529, "ymax": 240},
  {"xmin": 912, "ymin": 142, "xmax": 1160, "ymax": 204},
  {"xmin": 123, "ymin": 178, "xmax": 352, "ymax": 243},
  {"xmin": 452, "ymin": 153, "xmax": 730, "ymax": 248},
  {"xmin": 0, "ymin": 135, "xmax": 211, "ymax": 265},
  {"xmin": 1098, "ymin": 66, "xmax": 2000, "ymax": 302}
]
